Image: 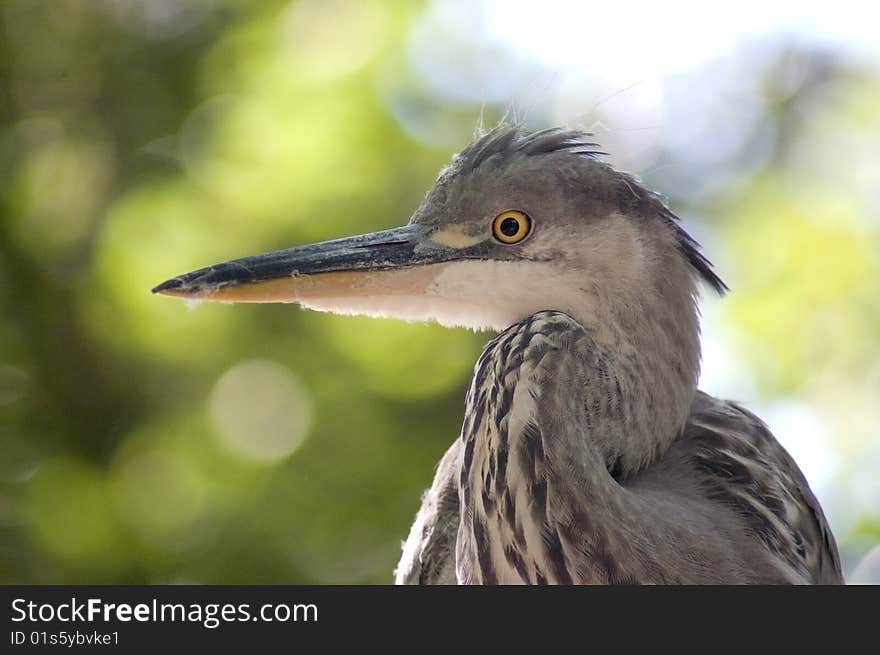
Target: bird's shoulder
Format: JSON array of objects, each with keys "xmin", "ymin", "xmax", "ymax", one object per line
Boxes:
[{"xmin": 682, "ymin": 391, "xmax": 843, "ymax": 584}]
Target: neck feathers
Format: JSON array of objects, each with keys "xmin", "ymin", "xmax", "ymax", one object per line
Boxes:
[{"xmin": 563, "ymin": 218, "xmax": 704, "ymax": 474}]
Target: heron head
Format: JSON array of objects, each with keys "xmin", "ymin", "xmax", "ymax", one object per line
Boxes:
[{"xmin": 154, "ymin": 124, "xmax": 725, "ymax": 332}]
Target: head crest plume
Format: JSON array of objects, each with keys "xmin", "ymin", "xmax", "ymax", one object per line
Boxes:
[{"xmin": 451, "ymin": 123, "xmax": 727, "ymax": 295}]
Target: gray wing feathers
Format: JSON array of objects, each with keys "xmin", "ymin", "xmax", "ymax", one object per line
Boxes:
[
  {"xmin": 394, "ymin": 440, "xmax": 461, "ymax": 584},
  {"xmin": 392, "ymin": 389, "xmax": 843, "ymax": 584},
  {"xmin": 685, "ymin": 392, "xmax": 843, "ymax": 584}
]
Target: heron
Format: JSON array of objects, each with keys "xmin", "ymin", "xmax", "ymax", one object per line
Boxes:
[{"xmin": 153, "ymin": 124, "xmax": 843, "ymax": 585}]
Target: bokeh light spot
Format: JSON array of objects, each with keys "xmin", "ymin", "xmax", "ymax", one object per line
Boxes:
[
  {"xmin": 8, "ymin": 136, "xmax": 114, "ymax": 273},
  {"xmin": 24, "ymin": 459, "xmax": 123, "ymax": 563},
  {"xmin": 281, "ymin": 0, "xmax": 389, "ymax": 83},
  {"xmin": 209, "ymin": 359, "xmax": 312, "ymax": 463},
  {"xmin": 88, "ymin": 180, "xmax": 249, "ymax": 364},
  {"xmin": 111, "ymin": 449, "xmax": 206, "ymax": 545}
]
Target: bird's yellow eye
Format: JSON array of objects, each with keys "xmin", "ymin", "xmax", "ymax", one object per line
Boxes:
[{"xmin": 492, "ymin": 210, "xmax": 531, "ymax": 244}]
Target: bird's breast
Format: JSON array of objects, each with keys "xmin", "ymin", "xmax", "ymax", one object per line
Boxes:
[{"xmin": 455, "ymin": 312, "xmax": 586, "ymax": 585}]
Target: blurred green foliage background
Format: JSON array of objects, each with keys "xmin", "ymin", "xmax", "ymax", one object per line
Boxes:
[{"xmin": 1, "ymin": 0, "xmax": 878, "ymax": 583}]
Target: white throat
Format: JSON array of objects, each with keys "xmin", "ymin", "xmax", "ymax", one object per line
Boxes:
[{"xmin": 297, "ymin": 259, "xmax": 591, "ymax": 332}]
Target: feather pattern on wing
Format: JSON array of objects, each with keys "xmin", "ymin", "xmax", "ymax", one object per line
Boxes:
[{"xmin": 396, "ymin": 313, "xmax": 843, "ymax": 585}]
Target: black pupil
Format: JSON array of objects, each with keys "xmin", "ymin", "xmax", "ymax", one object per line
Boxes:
[{"xmin": 500, "ymin": 217, "xmax": 520, "ymax": 237}]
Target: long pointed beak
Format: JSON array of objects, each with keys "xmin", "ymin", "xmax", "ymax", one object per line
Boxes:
[{"xmin": 152, "ymin": 224, "xmax": 455, "ymax": 304}]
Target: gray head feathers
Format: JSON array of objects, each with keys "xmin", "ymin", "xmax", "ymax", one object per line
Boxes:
[{"xmin": 451, "ymin": 123, "xmax": 728, "ymax": 295}]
